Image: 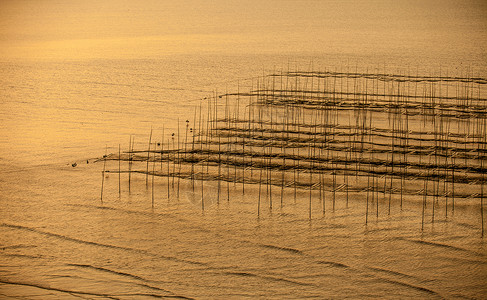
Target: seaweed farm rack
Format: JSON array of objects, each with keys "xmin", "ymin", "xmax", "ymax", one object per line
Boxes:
[{"xmin": 99, "ymin": 69, "xmax": 487, "ymax": 233}]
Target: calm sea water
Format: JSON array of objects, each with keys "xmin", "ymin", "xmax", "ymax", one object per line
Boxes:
[{"xmin": 1, "ymin": 1, "xmax": 486, "ymax": 298}]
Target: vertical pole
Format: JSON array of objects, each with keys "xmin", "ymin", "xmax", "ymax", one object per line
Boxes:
[
  {"xmin": 152, "ymin": 152, "xmax": 155, "ymax": 208},
  {"xmin": 258, "ymin": 157, "xmax": 263, "ymax": 217},
  {"xmin": 146, "ymin": 127, "xmax": 152, "ymax": 187},
  {"xmin": 309, "ymin": 142, "xmax": 312, "ymax": 221},
  {"xmin": 128, "ymin": 136, "xmax": 133, "ymax": 194},
  {"xmin": 167, "ymin": 138, "xmax": 170, "ymax": 200},
  {"xmin": 118, "ymin": 144, "xmax": 121, "ymax": 198},
  {"xmin": 177, "ymin": 118, "xmax": 181, "ymax": 200},
  {"xmin": 101, "ymin": 145, "xmax": 107, "ymax": 204}
]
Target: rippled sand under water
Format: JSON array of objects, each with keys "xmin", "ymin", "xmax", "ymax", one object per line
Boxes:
[{"xmin": 0, "ymin": 159, "xmax": 485, "ymax": 299}]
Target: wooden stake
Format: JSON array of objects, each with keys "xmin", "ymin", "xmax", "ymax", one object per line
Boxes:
[
  {"xmin": 118, "ymin": 144, "xmax": 121, "ymax": 198},
  {"xmin": 101, "ymin": 145, "xmax": 107, "ymax": 204},
  {"xmin": 146, "ymin": 127, "xmax": 152, "ymax": 187},
  {"xmin": 128, "ymin": 135, "xmax": 133, "ymax": 194},
  {"xmin": 152, "ymin": 152, "xmax": 155, "ymax": 208},
  {"xmin": 177, "ymin": 118, "xmax": 181, "ymax": 200},
  {"xmin": 167, "ymin": 138, "xmax": 170, "ymax": 200},
  {"xmin": 258, "ymin": 158, "xmax": 263, "ymax": 217}
]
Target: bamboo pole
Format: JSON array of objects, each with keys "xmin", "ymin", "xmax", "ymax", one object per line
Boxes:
[
  {"xmin": 118, "ymin": 144, "xmax": 121, "ymax": 198},
  {"xmin": 167, "ymin": 138, "xmax": 170, "ymax": 200},
  {"xmin": 128, "ymin": 135, "xmax": 133, "ymax": 194},
  {"xmin": 101, "ymin": 145, "xmax": 107, "ymax": 204},
  {"xmin": 177, "ymin": 118, "xmax": 181, "ymax": 200},
  {"xmin": 258, "ymin": 155, "xmax": 263, "ymax": 217},
  {"xmin": 481, "ymin": 117, "xmax": 485, "ymax": 237},
  {"xmin": 161, "ymin": 125, "xmax": 164, "ymax": 174},
  {"xmin": 152, "ymin": 151, "xmax": 155, "ymax": 208},
  {"xmin": 309, "ymin": 141, "xmax": 312, "ymax": 220},
  {"xmin": 281, "ymin": 110, "xmax": 285, "ymax": 209},
  {"xmin": 191, "ymin": 109, "xmax": 196, "ymax": 193},
  {"xmin": 146, "ymin": 127, "xmax": 152, "ymax": 187}
]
